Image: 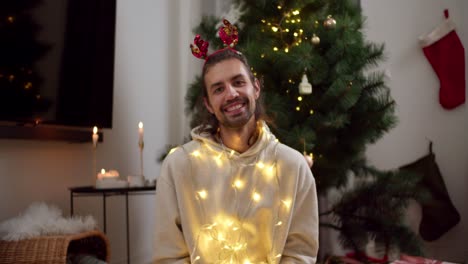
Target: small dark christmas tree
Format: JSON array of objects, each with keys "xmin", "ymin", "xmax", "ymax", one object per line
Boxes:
[
  {"xmin": 0, "ymin": 0, "xmax": 50, "ymax": 122},
  {"xmin": 185, "ymin": 0, "xmax": 427, "ymax": 260}
]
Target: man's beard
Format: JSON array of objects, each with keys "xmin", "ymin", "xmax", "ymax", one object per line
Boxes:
[{"xmin": 218, "ymin": 97, "xmax": 255, "ymax": 129}]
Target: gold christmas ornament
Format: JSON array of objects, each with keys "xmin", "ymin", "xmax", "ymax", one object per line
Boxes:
[
  {"xmin": 323, "ymin": 15, "xmax": 336, "ymax": 29},
  {"xmin": 298, "ymin": 73, "xmax": 312, "ymax": 95},
  {"xmin": 311, "ymin": 34, "xmax": 320, "ymax": 45}
]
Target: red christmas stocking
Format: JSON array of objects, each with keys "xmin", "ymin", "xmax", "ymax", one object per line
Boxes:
[{"xmin": 419, "ymin": 9, "xmax": 465, "ymax": 110}]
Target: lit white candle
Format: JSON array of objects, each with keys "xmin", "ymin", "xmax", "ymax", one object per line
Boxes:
[
  {"xmin": 92, "ymin": 126, "xmax": 99, "ymax": 148},
  {"xmin": 138, "ymin": 122, "xmax": 144, "ymax": 143},
  {"xmin": 97, "ymin": 168, "xmax": 106, "ymax": 179},
  {"xmin": 97, "ymin": 168, "xmax": 119, "ymax": 179}
]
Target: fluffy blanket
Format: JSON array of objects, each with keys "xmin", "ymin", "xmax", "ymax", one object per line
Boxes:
[{"xmin": 0, "ymin": 202, "xmax": 96, "ymax": 241}]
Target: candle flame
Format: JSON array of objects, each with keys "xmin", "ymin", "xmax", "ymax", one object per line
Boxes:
[
  {"xmin": 93, "ymin": 126, "xmax": 98, "ymax": 134},
  {"xmin": 138, "ymin": 122, "xmax": 143, "ymax": 129},
  {"xmin": 101, "ymin": 168, "xmax": 105, "ymax": 174}
]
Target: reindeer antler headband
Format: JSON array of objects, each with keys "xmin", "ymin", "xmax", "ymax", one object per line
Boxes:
[{"xmin": 190, "ymin": 19, "xmax": 239, "ymax": 60}]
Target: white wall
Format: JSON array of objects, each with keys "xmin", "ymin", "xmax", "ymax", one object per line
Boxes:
[
  {"xmin": 363, "ymin": 0, "xmax": 468, "ymax": 262},
  {"xmin": 1, "ymin": 0, "xmax": 467, "ymax": 263},
  {"xmin": 0, "ymin": 0, "xmax": 203, "ymax": 263}
]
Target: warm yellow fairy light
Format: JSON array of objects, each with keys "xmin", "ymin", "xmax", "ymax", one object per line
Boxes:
[
  {"xmin": 252, "ymin": 192, "xmax": 261, "ymax": 202},
  {"xmin": 7, "ymin": 16, "xmax": 14, "ymax": 23},
  {"xmin": 309, "ymin": 153, "xmax": 314, "ymax": 159},
  {"xmin": 276, "ymin": 221, "xmax": 283, "ymax": 226},
  {"xmin": 234, "ymin": 243, "xmax": 245, "ymax": 251},
  {"xmin": 310, "ymin": 109, "xmax": 314, "ymax": 115},
  {"xmin": 214, "ymin": 154, "xmax": 223, "ymax": 166},
  {"xmin": 192, "ymin": 150, "xmax": 201, "ymax": 157},
  {"xmin": 285, "ymin": 28, "xmax": 290, "ymax": 32},
  {"xmin": 225, "ymin": 220, "xmax": 234, "ymax": 227},
  {"xmin": 205, "ymin": 223, "xmax": 217, "ymax": 230},
  {"xmin": 197, "ymin": 190, "xmax": 207, "ymax": 199},
  {"xmin": 261, "ymin": 53, "xmax": 265, "ymax": 58},
  {"xmin": 271, "ymin": 26, "xmax": 278, "ymax": 32},
  {"xmin": 288, "ymin": 79, "xmax": 293, "ymax": 83},
  {"xmin": 293, "ymin": 32, "xmax": 299, "ymax": 37},
  {"xmin": 265, "ymin": 165, "xmax": 275, "ymax": 178},
  {"xmin": 168, "ymin": 147, "xmax": 177, "ymax": 154},
  {"xmin": 277, "ymin": 5, "xmax": 282, "ymax": 9},
  {"xmin": 261, "ymin": 19, "xmax": 266, "ymax": 23},
  {"xmin": 284, "ymin": 47, "xmax": 289, "ymax": 53},
  {"xmin": 244, "ymin": 260, "xmax": 252, "ymax": 264},
  {"xmin": 256, "ymin": 162, "xmax": 265, "ymax": 169},
  {"xmin": 273, "ymin": 47, "xmax": 278, "ymax": 51},
  {"xmin": 275, "ymin": 254, "xmax": 282, "ymax": 258},
  {"xmin": 282, "ymin": 199, "xmax": 292, "ymax": 209},
  {"xmin": 194, "ymin": 256, "xmax": 201, "ymax": 262},
  {"xmin": 296, "ymin": 106, "xmax": 300, "ymax": 111},
  {"xmin": 291, "ymin": 19, "xmax": 296, "ymax": 23},
  {"xmin": 299, "ymin": 29, "xmax": 303, "ymax": 33},
  {"xmin": 297, "ymin": 18, "xmax": 301, "ymax": 22},
  {"xmin": 298, "ymin": 96, "xmax": 303, "ymax": 101},
  {"xmin": 233, "ymin": 179, "xmax": 244, "ymax": 189},
  {"xmin": 292, "ymin": 10, "xmax": 300, "ymax": 15},
  {"xmin": 230, "ymin": 150, "xmax": 235, "ymax": 157}
]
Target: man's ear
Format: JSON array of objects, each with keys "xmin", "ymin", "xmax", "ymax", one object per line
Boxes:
[
  {"xmin": 254, "ymin": 78, "xmax": 261, "ymax": 99},
  {"xmin": 203, "ymin": 97, "xmax": 214, "ymax": 114}
]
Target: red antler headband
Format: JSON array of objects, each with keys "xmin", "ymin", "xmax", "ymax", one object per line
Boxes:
[{"xmin": 190, "ymin": 19, "xmax": 239, "ymax": 60}]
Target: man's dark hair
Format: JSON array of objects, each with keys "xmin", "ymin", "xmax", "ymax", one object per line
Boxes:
[{"xmin": 195, "ymin": 48, "xmax": 267, "ymax": 135}]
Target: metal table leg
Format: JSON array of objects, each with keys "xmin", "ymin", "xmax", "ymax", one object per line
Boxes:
[
  {"xmin": 103, "ymin": 193, "xmax": 107, "ymax": 233},
  {"xmin": 126, "ymin": 192, "xmax": 130, "ymax": 264}
]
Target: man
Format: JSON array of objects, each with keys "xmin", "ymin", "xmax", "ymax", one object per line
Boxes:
[{"xmin": 154, "ymin": 25, "xmax": 318, "ymax": 264}]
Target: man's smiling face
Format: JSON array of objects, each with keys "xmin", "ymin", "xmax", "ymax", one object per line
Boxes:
[{"xmin": 203, "ymin": 58, "xmax": 260, "ymax": 129}]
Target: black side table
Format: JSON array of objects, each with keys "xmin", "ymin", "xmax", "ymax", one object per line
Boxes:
[{"xmin": 69, "ymin": 185, "xmax": 156, "ymax": 264}]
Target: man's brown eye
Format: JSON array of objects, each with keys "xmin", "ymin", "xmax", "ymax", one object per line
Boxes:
[
  {"xmin": 235, "ymin": 80, "xmax": 245, "ymax": 86},
  {"xmin": 213, "ymin": 87, "xmax": 223, "ymax": 94}
]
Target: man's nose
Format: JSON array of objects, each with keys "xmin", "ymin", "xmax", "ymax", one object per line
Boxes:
[{"xmin": 226, "ymin": 85, "xmax": 239, "ymax": 100}]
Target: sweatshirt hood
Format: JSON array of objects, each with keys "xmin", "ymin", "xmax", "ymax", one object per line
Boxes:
[{"xmin": 190, "ymin": 121, "xmax": 277, "ymax": 158}]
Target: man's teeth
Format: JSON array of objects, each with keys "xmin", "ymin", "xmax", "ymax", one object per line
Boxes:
[{"xmin": 226, "ymin": 104, "xmax": 243, "ymax": 112}]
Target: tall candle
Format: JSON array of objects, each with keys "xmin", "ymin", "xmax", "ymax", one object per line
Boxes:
[
  {"xmin": 138, "ymin": 122, "xmax": 144, "ymax": 144},
  {"xmin": 92, "ymin": 126, "xmax": 99, "ymax": 148}
]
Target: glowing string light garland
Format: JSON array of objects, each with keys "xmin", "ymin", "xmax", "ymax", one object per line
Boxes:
[{"xmin": 168, "ymin": 126, "xmax": 295, "ymax": 263}]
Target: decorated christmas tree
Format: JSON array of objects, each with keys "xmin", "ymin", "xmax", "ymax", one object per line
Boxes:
[
  {"xmin": 0, "ymin": 0, "xmax": 50, "ymax": 122},
  {"xmin": 184, "ymin": 0, "xmax": 427, "ymax": 260}
]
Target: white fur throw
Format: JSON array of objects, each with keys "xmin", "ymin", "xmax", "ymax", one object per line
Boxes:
[{"xmin": 0, "ymin": 202, "xmax": 97, "ymax": 241}]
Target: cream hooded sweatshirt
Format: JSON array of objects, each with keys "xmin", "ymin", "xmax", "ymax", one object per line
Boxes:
[{"xmin": 154, "ymin": 122, "xmax": 318, "ymax": 264}]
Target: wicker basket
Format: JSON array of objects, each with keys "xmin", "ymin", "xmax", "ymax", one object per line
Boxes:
[{"xmin": 0, "ymin": 230, "xmax": 109, "ymax": 264}]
